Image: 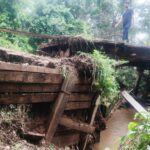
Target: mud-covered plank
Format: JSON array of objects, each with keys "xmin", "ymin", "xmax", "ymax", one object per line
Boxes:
[
  {"xmin": 68, "ymin": 93, "xmax": 94, "ymax": 102},
  {"xmin": 66, "ymin": 102, "xmax": 91, "ymax": 110},
  {"xmin": 0, "ymin": 61, "xmax": 60, "ymax": 74},
  {"xmin": 0, "ymin": 83, "xmax": 95, "ymax": 93},
  {"xmin": 60, "ymin": 116, "xmax": 95, "ymax": 134},
  {"xmin": 0, "ymin": 70, "xmax": 62, "ymax": 83},
  {"xmin": 0, "ymin": 83, "xmax": 60, "ymax": 93},
  {"xmin": 0, "ymin": 70, "xmax": 92, "ymax": 85},
  {"xmin": 0, "ymin": 93, "xmax": 92, "ymax": 104},
  {"xmin": 45, "ymin": 75, "xmax": 73, "ymax": 143},
  {"xmin": 0, "ymin": 93, "xmax": 56, "ymax": 104}
]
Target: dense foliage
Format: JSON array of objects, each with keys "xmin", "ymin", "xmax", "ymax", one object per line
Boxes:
[
  {"xmin": 0, "ymin": 0, "xmax": 150, "ymax": 51},
  {"xmin": 91, "ymin": 50, "xmax": 119, "ymax": 107},
  {"xmin": 0, "ymin": 0, "xmax": 116, "ymax": 52},
  {"xmin": 116, "ymin": 66, "xmax": 138, "ymax": 90},
  {"xmin": 120, "ymin": 111, "xmax": 150, "ymax": 150}
]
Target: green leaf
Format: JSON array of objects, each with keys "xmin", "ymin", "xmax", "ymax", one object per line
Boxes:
[{"xmin": 128, "ymin": 122, "xmax": 138, "ymax": 131}]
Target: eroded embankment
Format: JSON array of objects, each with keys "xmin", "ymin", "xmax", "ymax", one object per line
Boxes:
[{"xmin": 0, "ymin": 47, "xmax": 108, "ymax": 149}]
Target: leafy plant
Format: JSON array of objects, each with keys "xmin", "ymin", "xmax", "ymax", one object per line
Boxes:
[
  {"xmin": 119, "ymin": 111, "xmax": 150, "ymax": 150},
  {"xmin": 90, "ymin": 50, "xmax": 120, "ymax": 107},
  {"xmin": 116, "ymin": 66, "xmax": 138, "ymax": 90}
]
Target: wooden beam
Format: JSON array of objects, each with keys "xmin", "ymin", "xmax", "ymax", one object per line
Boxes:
[
  {"xmin": 60, "ymin": 116, "xmax": 95, "ymax": 134},
  {"xmin": 0, "ymin": 83, "xmax": 59, "ymax": 93},
  {"xmin": 0, "ymin": 83, "xmax": 95, "ymax": 93},
  {"xmin": 66, "ymin": 102, "xmax": 91, "ymax": 110},
  {"xmin": 0, "ymin": 93, "xmax": 56, "ymax": 104},
  {"xmin": 122, "ymin": 90, "xmax": 147, "ymax": 113},
  {"xmin": 0, "ymin": 61, "xmax": 60, "ymax": 74},
  {"xmin": 83, "ymin": 95, "xmax": 101, "ymax": 150},
  {"xmin": 0, "ymin": 93, "xmax": 92, "ymax": 104},
  {"xmin": 0, "ymin": 70, "xmax": 62, "ymax": 84},
  {"xmin": 45, "ymin": 75, "xmax": 73, "ymax": 143},
  {"xmin": 0, "ymin": 70, "xmax": 92, "ymax": 85}
]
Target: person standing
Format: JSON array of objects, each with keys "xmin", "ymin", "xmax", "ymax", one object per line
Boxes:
[{"xmin": 115, "ymin": 1, "xmax": 134, "ymax": 43}]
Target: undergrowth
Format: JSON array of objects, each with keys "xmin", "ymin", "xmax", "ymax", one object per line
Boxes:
[
  {"xmin": 89, "ymin": 50, "xmax": 120, "ymax": 107},
  {"xmin": 0, "ymin": 34, "xmax": 34, "ymax": 53},
  {"xmin": 116, "ymin": 66, "xmax": 138, "ymax": 90}
]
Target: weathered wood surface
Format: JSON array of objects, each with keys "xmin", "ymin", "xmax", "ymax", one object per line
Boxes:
[
  {"xmin": 60, "ymin": 116, "xmax": 95, "ymax": 134},
  {"xmin": 122, "ymin": 90, "xmax": 147, "ymax": 113},
  {"xmin": 83, "ymin": 95, "xmax": 101, "ymax": 150},
  {"xmin": 0, "ymin": 70, "xmax": 62, "ymax": 83},
  {"xmin": 0, "ymin": 93, "xmax": 93, "ymax": 104},
  {"xmin": 0, "ymin": 83, "xmax": 95, "ymax": 93},
  {"xmin": 66, "ymin": 102, "xmax": 91, "ymax": 110},
  {"xmin": 41, "ymin": 39, "xmax": 150, "ymax": 62},
  {"xmin": 0, "ymin": 61, "xmax": 60, "ymax": 74},
  {"xmin": 0, "ymin": 27, "xmax": 150, "ymax": 62},
  {"xmin": 0, "ymin": 72, "xmax": 92, "ymax": 85},
  {"xmin": 0, "ymin": 61, "xmax": 99, "ymax": 147},
  {"xmin": 45, "ymin": 75, "xmax": 73, "ymax": 143}
]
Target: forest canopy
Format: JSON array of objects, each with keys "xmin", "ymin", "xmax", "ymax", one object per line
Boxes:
[{"xmin": 0, "ymin": 0, "xmax": 149, "ymax": 52}]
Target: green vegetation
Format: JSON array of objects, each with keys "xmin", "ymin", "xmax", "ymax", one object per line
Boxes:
[
  {"xmin": 0, "ymin": 0, "xmax": 149, "ymax": 149},
  {"xmin": 0, "ymin": 0, "xmax": 150, "ymax": 51},
  {"xmin": 89, "ymin": 50, "xmax": 120, "ymax": 107},
  {"xmin": 120, "ymin": 111, "xmax": 150, "ymax": 150},
  {"xmin": 0, "ymin": 0, "xmax": 95, "ymax": 52},
  {"xmin": 116, "ymin": 66, "xmax": 138, "ymax": 90}
]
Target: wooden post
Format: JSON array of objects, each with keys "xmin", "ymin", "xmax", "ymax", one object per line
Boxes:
[
  {"xmin": 45, "ymin": 74, "xmax": 73, "ymax": 144},
  {"xmin": 83, "ymin": 95, "xmax": 101, "ymax": 150}
]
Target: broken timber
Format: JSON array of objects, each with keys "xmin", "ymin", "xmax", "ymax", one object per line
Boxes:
[
  {"xmin": 60, "ymin": 116, "xmax": 95, "ymax": 134},
  {"xmin": 0, "ymin": 61, "xmax": 102, "ymax": 147},
  {"xmin": 83, "ymin": 95, "xmax": 101, "ymax": 150},
  {"xmin": 122, "ymin": 90, "xmax": 147, "ymax": 113},
  {"xmin": 0, "ymin": 28, "xmax": 150, "ymax": 63},
  {"xmin": 45, "ymin": 74, "xmax": 73, "ymax": 143}
]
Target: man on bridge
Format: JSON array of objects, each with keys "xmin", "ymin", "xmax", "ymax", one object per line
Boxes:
[{"xmin": 115, "ymin": 1, "xmax": 134, "ymax": 43}]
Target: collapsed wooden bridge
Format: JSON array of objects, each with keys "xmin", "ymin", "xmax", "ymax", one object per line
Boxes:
[
  {"xmin": 0, "ymin": 28, "xmax": 150, "ymax": 148},
  {"xmin": 0, "ymin": 59, "xmax": 104, "ymax": 148}
]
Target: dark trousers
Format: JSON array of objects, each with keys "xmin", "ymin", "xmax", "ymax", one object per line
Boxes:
[{"xmin": 123, "ymin": 23, "xmax": 131, "ymax": 41}]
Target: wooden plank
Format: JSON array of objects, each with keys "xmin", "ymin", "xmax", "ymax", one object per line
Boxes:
[
  {"xmin": 0, "ymin": 61, "xmax": 60, "ymax": 74},
  {"xmin": 66, "ymin": 102, "xmax": 91, "ymax": 110},
  {"xmin": 60, "ymin": 116, "xmax": 95, "ymax": 134},
  {"xmin": 0, "ymin": 83, "xmax": 60, "ymax": 93},
  {"xmin": 0, "ymin": 70, "xmax": 92, "ymax": 85},
  {"xmin": 122, "ymin": 90, "xmax": 147, "ymax": 113},
  {"xmin": 0, "ymin": 70, "xmax": 62, "ymax": 83},
  {"xmin": 52, "ymin": 133, "xmax": 80, "ymax": 147},
  {"xmin": 0, "ymin": 93, "xmax": 56, "ymax": 104},
  {"xmin": 23, "ymin": 132, "xmax": 45, "ymax": 138},
  {"xmin": 68, "ymin": 93, "xmax": 94, "ymax": 102},
  {"xmin": 45, "ymin": 75, "xmax": 73, "ymax": 143},
  {"xmin": 0, "ymin": 83, "xmax": 95, "ymax": 93},
  {"xmin": 0, "ymin": 93, "xmax": 92, "ymax": 104},
  {"xmin": 83, "ymin": 95, "xmax": 101, "ymax": 150}
]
